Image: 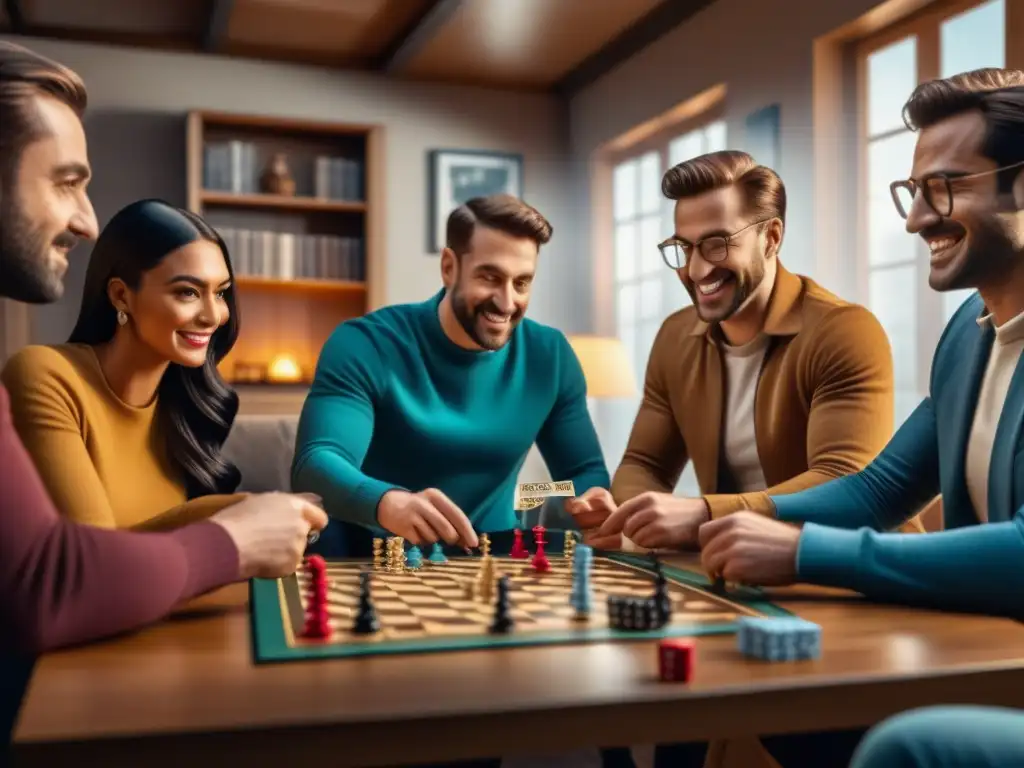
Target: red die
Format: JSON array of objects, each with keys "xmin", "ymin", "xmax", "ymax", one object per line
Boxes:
[{"xmin": 658, "ymin": 638, "xmax": 694, "ymax": 682}]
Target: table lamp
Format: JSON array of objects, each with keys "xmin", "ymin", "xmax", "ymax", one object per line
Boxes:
[{"xmin": 566, "ymin": 335, "xmax": 637, "ymax": 399}]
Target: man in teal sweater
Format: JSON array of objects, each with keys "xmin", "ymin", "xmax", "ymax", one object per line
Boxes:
[
  {"xmin": 694, "ymin": 66, "xmax": 1024, "ymax": 768},
  {"xmin": 292, "ymin": 193, "xmax": 613, "ymax": 556}
]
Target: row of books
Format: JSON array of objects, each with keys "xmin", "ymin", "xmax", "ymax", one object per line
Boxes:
[
  {"xmin": 203, "ymin": 141, "xmax": 259, "ymax": 194},
  {"xmin": 217, "ymin": 227, "xmax": 365, "ymax": 282},
  {"xmin": 203, "ymin": 140, "xmax": 364, "ymax": 201}
]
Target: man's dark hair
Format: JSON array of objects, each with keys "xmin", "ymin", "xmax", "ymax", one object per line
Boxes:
[
  {"xmin": 661, "ymin": 149, "xmax": 787, "ymax": 227},
  {"xmin": 902, "ymin": 67, "xmax": 1024, "ymax": 192},
  {"xmin": 445, "ymin": 194, "xmax": 552, "ymax": 255},
  {"xmin": 0, "ymin": 41, "xmax": 87, "ymax": 203}
]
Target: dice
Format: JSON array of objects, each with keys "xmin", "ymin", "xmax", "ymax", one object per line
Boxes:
[{"xmin": 658, "ymin": 638, "xmax": 694, "ymax": 682}]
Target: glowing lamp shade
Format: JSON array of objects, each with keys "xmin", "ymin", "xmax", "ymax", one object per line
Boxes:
[
  {"xmin": 566, "ymin": 335, "xmax": 636, "ymax": 399},
  {"xmin": 266, "ymin": 353, "xmax": 303, "ymax": 383}
]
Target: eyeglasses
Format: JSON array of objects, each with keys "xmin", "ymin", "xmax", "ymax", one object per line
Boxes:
[
  {"xmin": 890, "ymin": 159, "xmax": 1024, "ymax": 219},
  {"xmin": 657, "ymin": 218, "xmax": 774, "ymax": 270}
]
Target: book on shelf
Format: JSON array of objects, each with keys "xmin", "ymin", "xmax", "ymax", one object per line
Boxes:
[
  {"xmin": 203, "ymin": 141, "xmax": 258, "ymax": 193},
  {"xmin": 217, "ymin": 227, "xmax": 364, "ymax": 282},
  {"xmin": 203, "ymin": 140, "xmax": 363, "ymax": 201},
  {"xmin": 314, "ymin": 156, "xmax": 363, "ymax": 201}
]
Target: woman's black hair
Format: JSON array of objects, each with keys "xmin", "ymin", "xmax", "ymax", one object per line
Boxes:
[{"xmin": 68, "ymin": 198, "xmax": 241, "ymax": 498}]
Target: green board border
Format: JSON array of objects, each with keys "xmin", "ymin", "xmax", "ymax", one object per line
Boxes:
[{"xmin": 249, "ymin": 552, "xmax": 791, "ymax": 664}]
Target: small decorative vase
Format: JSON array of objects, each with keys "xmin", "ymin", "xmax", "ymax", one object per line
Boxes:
[{"xmin": 260, "ymin": 153, "xmax": 295, "ymax": 196}]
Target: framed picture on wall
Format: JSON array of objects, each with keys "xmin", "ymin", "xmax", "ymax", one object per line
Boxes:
[{"xmin": 427, "ymin": 149, "xmax": 523, "ymax": 253}]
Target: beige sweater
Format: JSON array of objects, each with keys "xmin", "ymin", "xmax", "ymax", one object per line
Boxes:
[{"xmin": 965, "ymin": 310, "xmax": 1024, "ymax": 522}]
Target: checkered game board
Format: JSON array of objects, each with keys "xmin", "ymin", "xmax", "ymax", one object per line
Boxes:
[{"xmin": 249, "ymin": 550, "xmax": 791, "ymax": 662}]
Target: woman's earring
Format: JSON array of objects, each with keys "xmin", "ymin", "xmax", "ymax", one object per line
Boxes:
[{"xmin": 117, "ymin": 309, "xmax": 127, "ymax": 326}]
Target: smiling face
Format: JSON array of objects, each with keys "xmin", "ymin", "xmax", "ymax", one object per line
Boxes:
[
  {"xmin": 0, "ymin": 94, "xmax": 98, "ymax": 303},
  {"xmin": 441, "ymin": 224, "xmax": 537, "ymax": 350},
  {"xmin": 905, "ymin": 109, "xmax": 1023, "ymax": 292},
  {"xmin": 110, "ymin": 238, "xmax": 233, "ymax": 367},
  {"xmin": 673, "ymin": 185, "xmax": 780, "ymax": 323}
]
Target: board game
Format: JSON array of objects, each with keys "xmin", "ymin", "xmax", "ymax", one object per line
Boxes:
[{"xmin": 250, "ymin": 529, "xmax": 791, "ymax": 664}]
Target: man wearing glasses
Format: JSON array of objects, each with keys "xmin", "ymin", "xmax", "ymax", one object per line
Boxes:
[
  {"xmin": 587, "ymin": 148, "xmax": 921, "ymax": 555},
  {"xmin": 695, "ymin": 70, "xmax": 1024, "ymax": 615}
]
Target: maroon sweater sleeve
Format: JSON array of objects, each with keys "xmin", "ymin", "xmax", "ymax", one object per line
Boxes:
[{"xmin": 0, "ymin": 384, "xmax": 240, "ymax": 653}]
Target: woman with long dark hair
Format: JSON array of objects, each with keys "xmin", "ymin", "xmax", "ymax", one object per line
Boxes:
[{"xmin": 1, "ymin": 199, "xmax": 246, "ymax": 530}]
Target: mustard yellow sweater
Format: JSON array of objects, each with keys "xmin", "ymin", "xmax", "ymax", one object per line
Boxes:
[{"xmin": 1, "ymin": 344, "xmax": 243, "ymax": 531}]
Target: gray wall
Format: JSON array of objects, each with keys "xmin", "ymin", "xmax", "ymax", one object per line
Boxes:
[
  {"xmin": 1, "ymin": 35, "xmax": 580, "ymax": 344},
  {"xmin": 568, "ymin": 0, "xmax": 888, "ymax": 317}
]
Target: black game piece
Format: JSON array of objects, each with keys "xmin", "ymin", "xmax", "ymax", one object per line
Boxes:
[
  {"xmin": 489, "ymin": 575, "xmax": 514, "ymax": 633},
  {"xmin": 651, "ymin": 558, "xmax": 672, "ymax": 627},
  {"xmin": 710, "ymin": 576, "xmax": 727, "ymax": 594},
  {"xmin": 352, "ymin": 571, "xmax": 380, "ymax": 634}
]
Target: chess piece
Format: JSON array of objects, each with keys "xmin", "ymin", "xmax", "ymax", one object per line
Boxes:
[
  {"xmin": 406, "ymin": 545, "xmax": 424, "ymax": 569},
  {"xmin": 510, "ymin": 528, "xmax": 529, "ymax": 559},
  {"xmin": 489, "ymin": 575, "xmax": 514, "ymax": 633},
  {"xmin": 387, "ymin": 537, "xmax": 406, "ymax": 572},
  {"xmin": 428, "ymin": 541, "xmax": 448, "ymax": 563},
  {"xmin": 569, "ymin": 544, "xmax": 593, "ymax": 620},
  {"xmin": 352, "ymin": 571, "xmax": 379, "ymax": 634},
  {"xmin": 372, "ymin": 538, "xmax": 384, "ymax": 569},
  {"xmin": 531, "ymin": 525, "xmax": 550, "ymax": 572},
  {"xmin": 477, "ymin": 556, "xmax": 497, "ymax": 602},
  {"xmin": 652, "ymin": 558, "xmax": 672, "ymax": 627},
  {"xmin": 564, "ymin": 530, "xmax": 577, "ymax": 560},
  {"xmin": 480, "ymin": 533, "xmax": 491, "ymax": 557},
  {"xmin": 303, "ymin": 556, "xmax": 331, "ymax": 638}
]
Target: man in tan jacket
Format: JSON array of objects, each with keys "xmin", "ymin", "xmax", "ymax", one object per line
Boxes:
[{"xmin": 592, "ymin": 149, "xmax": 922, "ymax": 552}]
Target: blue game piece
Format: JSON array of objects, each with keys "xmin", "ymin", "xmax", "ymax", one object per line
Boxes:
[
  {"xmin": 427, "ymin": 542, "xmax": 447, "ymax": 563},
  {"xmin": 406, "ymin": 545, "xmax": 423, "ymax": 569},
  {"xmin": 570, "ymin": 544, "xmax": 593, "ymax": 615},
  {"xmin": 736, "ymin": 617, "xmax": 821, "ymax": 661}
]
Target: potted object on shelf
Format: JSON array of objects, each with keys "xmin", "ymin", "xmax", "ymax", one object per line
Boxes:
[{"xmin": 260, "ymin": 153, "xmax": 296, "ymax": 196}]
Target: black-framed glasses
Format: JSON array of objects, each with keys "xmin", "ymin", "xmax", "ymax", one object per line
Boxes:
[
  {"xmin": 890, "ymin": 159, "xmax": 1024, "ymax": 219},
  {"xmin": 657, "ymin": 218, "xmax": 774, "ymax": 270}
]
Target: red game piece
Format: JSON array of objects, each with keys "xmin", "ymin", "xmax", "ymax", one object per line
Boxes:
[
  {"xmin": 302, "ymin": 555, "xmax": 332, "ymax": 639},
  {"xmin": 658, "ymin": 638, "xmax": 694, "ymax": 682},
  {"xmin": 510, "ymin": 528, "xmax": 529, "ymax": 559},
  {"xmin": 531, "ymin": 525, "xmax": 550, "ymax": 572}
]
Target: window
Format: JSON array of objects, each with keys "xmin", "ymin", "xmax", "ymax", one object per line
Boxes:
[
  {"xmin": 610, "ymin": 119, "xmax": 727, "ymax": 495},
  {"xmin": 613, "ymin": 121, "xmax": 728, "ymax": 380},
  {"xmin": 858, "ymin": 0, "xmax": 1008, "ymax": 426}
]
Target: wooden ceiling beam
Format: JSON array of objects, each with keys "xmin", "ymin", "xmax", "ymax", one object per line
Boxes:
[
  {"xmin": 203, "ymin": 0, "xmax": 235, "ymax": 52},
  {"xmin": 3, "ymin": 0, "xmax": 24, "ymax": 33},
  {"xmin": 555, "ymin": 0, "xmax": 718, "ymax": 97},
  {"xmin": 376, "ymin": 0, "xmax": 464, "ymax": 73}
]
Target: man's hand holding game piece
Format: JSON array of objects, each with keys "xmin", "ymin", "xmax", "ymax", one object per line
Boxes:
[
  {"xmin": 564, "ymin": 487, "xmax": 620, "ymax": 549},
  {"xmin": 697, "ymin": 511, "xmax": 800, "ymax": 586},
  {"xmin": 210, "ymin": 492, "xmax": 329, "ymax": 580},
  {"xmin": 596, "ymin": 492, "xmax": 709, "ymax": 550},
  {"xmin": 377, "ymin": 488, "xmax": 479, "ymax": 548}
]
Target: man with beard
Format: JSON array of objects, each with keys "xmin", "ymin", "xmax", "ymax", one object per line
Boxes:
[
  {"xmin": 586, "ymin": 149, "xmax": 919, "ymax": 556},
  {"xmin": 698, "ymin": 70, "xmax": 1024, "ymax": 611},
  {"xmin": 693, "ymin": 68, "xmax": 1024, "ymax": 768},
  {"xmin": 0, "ymin": 40, "xmax": 329, "ymax": 750},
  {"xmin": 292, "ymin": 194, "xmax": 613, "ymax": 555}
]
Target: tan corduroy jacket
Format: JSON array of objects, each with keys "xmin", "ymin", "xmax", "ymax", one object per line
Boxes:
[{"xmin": 611, "ymin": 264, "xmax": 924, "ymax": 533}]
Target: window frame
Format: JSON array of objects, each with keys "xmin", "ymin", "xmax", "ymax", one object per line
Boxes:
[
  {"xmin": 605, "ymin": 110, "xmax": 728, "ymax": 380},
  {"xmin": 854, "ymin": 0, "xmax": 1019, "ymax": 413}
]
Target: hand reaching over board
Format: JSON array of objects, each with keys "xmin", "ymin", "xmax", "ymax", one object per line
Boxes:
[
  {"xmin": 564, "ymin": 487, "xmax": 620, "ymax": 549},
  {"xmin": 377, "ymin": 488, "xmax": 479, "ymax": 548},
  {"xmin": 209, "ymin": 492, "xmax": 329, "ymax": 580}
]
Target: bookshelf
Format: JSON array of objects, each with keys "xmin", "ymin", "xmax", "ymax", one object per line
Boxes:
[{"xmin": 185, "ymin": 110, "xmax": 384, "ymax": 398}]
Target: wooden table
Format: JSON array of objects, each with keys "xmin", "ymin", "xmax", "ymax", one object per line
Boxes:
[{"xmin": 13, "ymin": 555, "xmax": 1024, "ymax": 767}]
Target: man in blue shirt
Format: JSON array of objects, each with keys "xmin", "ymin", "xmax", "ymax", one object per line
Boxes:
[
  {"xmin": 694, "ymin": 65, "xmax": 1024, "ymax": 768},
  {"xmin": 292, "ymin": 193, "xmax": 614, "ymax": 555}
]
